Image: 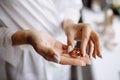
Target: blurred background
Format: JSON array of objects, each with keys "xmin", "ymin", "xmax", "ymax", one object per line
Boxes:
[
  {"xmin": 71, "ymin": 0, "xmax": 120, "ymax": 80},
  {"xmin": 0, "ymin": 0, "xmax": 120, "ymax": 80}
]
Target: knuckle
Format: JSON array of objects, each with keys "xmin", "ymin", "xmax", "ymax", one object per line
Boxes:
[{"xmin": 95, "ymin": 33, "xmax": 100, "ymax": 41}]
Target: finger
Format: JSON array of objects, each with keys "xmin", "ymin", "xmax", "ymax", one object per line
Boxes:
[
  {"xmin": 87, "ymin": 40, "xmax": 94, "ymax": 57},
  {"xmin": 85, "ymin": 54, "xmax": 92, "ymax": 64},
  {"xmin": 44, "ymin": 54, "xmax": 60, "ymax": 63},
  {"xmin": 62, "ymin": 44, "xmax": 68, "ymax": 50},
  {"xmin": 92, "ymin": 44, "xmax": 97, "ymax": 59},
  {"xmin": 67, "ymin": 38, "xmax": 76, "ymax": 53},
  {"xmin": 77, "ymin": 54, "xmax": 91, "ymax": 65},
  {"xmin": 80, "ymin": 25, "xmax": 91, "ymax": 57},
  {"xmin": 67, "ymin": 31, "xmax": 77, "ymax": 52},
  {"xmin": 62, "ymin": 49, "xmax": 68, "ymax": 54},
  {"xmin": 61, "ymin": 53, "xmax": 91, "ymax": 65},
  {"xmin": 91, "ymin": 31, "xmax": 102, "ymax": 58},
  {"xmin": 45, "ymin": 48, "xmax": 61, "ymax": 63},
  {"xmin": 91, "ymin": 37, "xmax": 97, "ymax": 59},
  {"xmin": 60, "ymin": 54, "xmax": 86, "ymax": 66},
  {"xmin": 53, "ymin": 55, "xmax": 61, "ymax": 63},
  {"xmin": 82, "ymin": 55, "xmax": 91, "ymax": 64},
  {"xmin": 95, "ymin": 34, "xmax": 102, "ymax": 58},
  {"xmin": 67, "ymin": 31, "xmax": 74, "ymax": 46}
]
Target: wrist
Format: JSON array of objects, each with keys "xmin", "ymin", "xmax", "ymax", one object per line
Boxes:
[
  {"xmin": 27, "ymin": 30, "xmax": 42, "ymax": 47},
  {"xmin": 12, "ymin": 30, "xmax": 32, "ymax": 46}
]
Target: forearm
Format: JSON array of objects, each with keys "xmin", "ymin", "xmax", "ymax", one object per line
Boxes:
[{"xmin": 12, "ymin": 30, "xmax": 31, "ymax": 46}]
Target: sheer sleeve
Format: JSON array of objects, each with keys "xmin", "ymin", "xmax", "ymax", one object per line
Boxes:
[{"xmin": 0, "ymin": 6, "xmax": 21, "ymax": 67}]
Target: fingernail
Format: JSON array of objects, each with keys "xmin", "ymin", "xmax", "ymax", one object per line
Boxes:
[
  {"xmin": 94, "ymin": 56, "xmax": 96, "ymax": 59},
  {"xmin": 99, "ymin": 55, "xmax": 102, "ymax": 59},
  {"xmin": 98, "ymin": 54, "xmax": 102, "ymax": 59},
  {"xmin": 73, "ymin": 41, "xmax": 77, "ymax": 47},
  {"xmin": 81, "ymin": 61, "xmax": 86, "ymax": 66},
  {"xmin": 87, "ymin": 60, "xmax": 92, "ymax": 65},
  {"xmin": 53, "ymin": 55, "xmax": 60, "ymax": 63},
  {"xmin": 68, "ymin": 46, "xmax": 73, "ymax": 52},
  {"xmin": 83, "ymin": 50, "xmax": 86, "ymax": 56}
]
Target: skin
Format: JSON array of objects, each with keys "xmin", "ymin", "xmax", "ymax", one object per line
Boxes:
[
  {"xmin": 12, "ymin": 19, "xmax": 102, "ymax": 66},
  {"xmin": 63, "ymin": 19, "xmax": 102, "ymax": 59}
]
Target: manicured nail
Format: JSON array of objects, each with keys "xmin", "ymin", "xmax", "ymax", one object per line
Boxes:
[
  {"xmin": 68, "ymin": 46, "xmax": 73, "ymax": 52},
  {"xmin": 100, "ymin": 56, "xmax": 102, "ymax": 59},
  {"xmin": 99, "ymin": 55, "xmax": 102, "ymax": 59},
  {"xmin": 81, "ymin": 61, "xmax": 86, "ymax": 66},
  {"xmin": 82, "ymin": 50, "xmax": 86, "ymax": 57},
  {"xmin": 94, "ymin": 56, "xmax": 96, "ymax": 59},
  {"xmin": 98, "ymin": 54, "xmax": 102, "ymax": 59},
  {"xmin": 87, "ymin": 60, "xmax": 92, "ymax": 65},
  {"xmin": 73, "ymin": 41, "xmax": 77, "ymax": 47},
  {"xmin": 53, "ymin": 55, "xmax": 60, "ymax": 63}
]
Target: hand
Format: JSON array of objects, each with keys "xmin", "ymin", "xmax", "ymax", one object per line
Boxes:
[
  {"xmin": 28, "ymin": 30, "xmax": 91, "ymax": 66},
  {"xmin": 63, "ymin": 19, "xmax": 102, "ymax": 59}
]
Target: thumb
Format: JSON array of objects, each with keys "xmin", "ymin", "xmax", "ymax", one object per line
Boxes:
[
  {"xmin": 46, "ymin": 48, "xmax": 61, "ymax": 63},
  {"xmin": 51, "ymin": 49, "xmax": 61, "ymax": 63},
  {"xmin": 53, "ymin": 55, "xmax": 61, "ymax": 63},
  {"xmin": 67, "ymin": 33, "xmax": 76, "ymax": 52},
  {"xmin": 52, "ymin": 49, "xmax": 61, "ymax": 63}
]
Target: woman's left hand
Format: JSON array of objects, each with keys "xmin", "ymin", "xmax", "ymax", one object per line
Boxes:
[{"xmin": 62, "ymin": 19, "xmax": 102, "ymax": 59}]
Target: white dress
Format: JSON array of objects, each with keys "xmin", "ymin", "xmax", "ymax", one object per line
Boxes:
[{"xmin": 0, "ymin": 0, "xmax": 82, "ymax": 80}]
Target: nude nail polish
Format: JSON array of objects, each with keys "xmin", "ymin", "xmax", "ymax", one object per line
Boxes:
[
  {"xmin": 53, "ymin": 55, "xmax": 60, "ymax": 63},
  {"xmin": 68, "ymin": 46, "xmax": 73, "ymax": 52}
]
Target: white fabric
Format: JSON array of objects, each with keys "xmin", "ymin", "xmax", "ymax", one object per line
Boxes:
[{"xmin": 0, "ymin": 0, "xmax": 82, "ymax": 80}]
